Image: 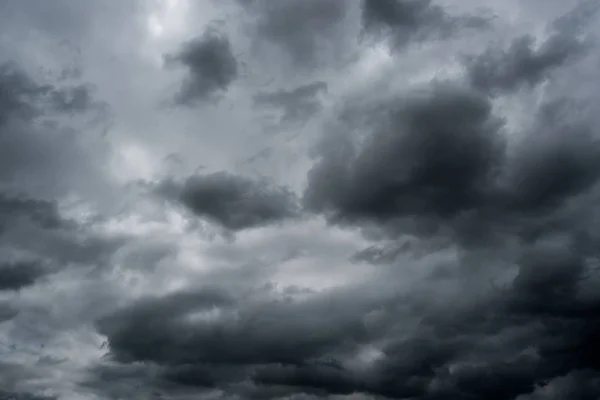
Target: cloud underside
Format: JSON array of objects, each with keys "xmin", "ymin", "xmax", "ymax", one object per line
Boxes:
[{"xmin": 157, "ymin": 172, "xmax": 299, "ymax": 231}]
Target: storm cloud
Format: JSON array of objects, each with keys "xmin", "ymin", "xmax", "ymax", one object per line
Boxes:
[
  {"xmin": 158, "ymin": 172, "xmax": 299, "ymax": 231},
  {"xmin": 2, "ymin": 0, "xmax": 600, "ymax": 399},
  {"xmin": 166, "ymin": 29, "xmax": 238, "ymax": 105},
  {"xmin": 361, "ymin": 0, "xmax": 488, "ymax": 49}
]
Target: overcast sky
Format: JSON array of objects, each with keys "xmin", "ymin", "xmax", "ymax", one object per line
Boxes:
[{"xmin": 1, "ymin": 1, "xmax": 600, "ymax": 399}]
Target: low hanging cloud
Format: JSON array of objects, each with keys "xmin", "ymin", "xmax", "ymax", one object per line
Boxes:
[
  {"xmin": 166, "ymin": 29, "xmax": 238, "ymax": 105},
  {"xmin": 158, "ymin": 172, "xmax": 300, "ymax": 231}
]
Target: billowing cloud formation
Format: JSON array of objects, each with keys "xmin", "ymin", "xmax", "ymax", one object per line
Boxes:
[
  {"xmin": 304, "ymin": 83, "xmax": 506, "ymax": 241},
  {"xmin": 166, "ymin": 29, "xmax": 238, "ymax": 105},
  {"xmin": 158, "ymin": 172, "xmax": 299, "ymax": 230},
  {"xmin": 464, "ymin": 0, "xmax": 599, "ymax": 94},
  {"xmin": 304, "ymin": 85, "xmax": 600, "ymax": 247},
  {"xmin": 2, "ymin": 0, "xmax": 600, "ymax": 399}
]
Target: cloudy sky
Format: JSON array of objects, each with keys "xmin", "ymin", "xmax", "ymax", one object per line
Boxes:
[{"xmin": 1, "ymin": 0, "xmax": 600, "ymax": 399}]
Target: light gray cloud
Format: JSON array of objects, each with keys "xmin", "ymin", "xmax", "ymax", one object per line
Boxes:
[{"xmin": 253, "ymin": 81, "xmax": 328, "ymax": 125}]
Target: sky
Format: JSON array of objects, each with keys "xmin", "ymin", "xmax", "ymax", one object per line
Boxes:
[{"xmin": 1, "ymin": 0, "xmax": 600, "ymax": 399}]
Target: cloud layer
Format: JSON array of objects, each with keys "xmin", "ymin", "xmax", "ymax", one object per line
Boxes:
[{"xmin": 1, "ymin": 1, "xmax": 600, "ymax": 399}]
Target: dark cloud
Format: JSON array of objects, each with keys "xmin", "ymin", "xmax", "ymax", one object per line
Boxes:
[
  {"xmin": 0, "ymin": 261, "xmax": 47, "ymax": 291},
  {"xmin": 0, "ymin": 302, "xmax": 19, "ymax": 323},
  {"xmin": 157, "ymin": 172, "xmax": 299, "ymax": 231},
  {"xmin": 0, "ymin": 194, "xmax": 64, "ymax": 231},
  {"xmin": 303, "ymin": 82, "xmax": 600, "ymax": 247},
  {"xmin": 504, "ymin": 107, "xmax": 600, "ymax": 214},
  {"xmin": 92, "ymin": 284, "xmax": 381, "ymax": 397},
  {"xmin": 238, "ymin": 0, "xmax": 352, "ymax": 69},
  {"xmin": 519, "ymin": 370, "xmax": 600, "ymax": 400},
  {"xmin": 0, "ymin": 391, "xmax": 55, "ymax": 400},
  {"xmin": 3, "ymin": 0, "xmax": 600, "ymax": 398},
  {"xmin": 304, "ymin": 83, "xmax": 506, "ymax": 240},
  {"xmin": 166, "ymin": 29, "xmax": 238, "ymax": 105},
  {"xmin": 465, "ymin": 33, "xmax": 588, "ymax": 94},
  {"xmin": 0, "ymin": 62, "xmax": 103, "ymax": 122},
  {"xmin": 253, "ymin": 81, "xmax": 327, "ymax": 125},
  {"xmin": 91, "ymin": 244, "xmax": 600, "ymax": 399},
  {"xmin": 0, "ymin": 362, "xmax": 57, "ymax": 399},
  {"xmin": 0, "ymin": 193, "xmax": 124, "ymax": 271},
  {"xmin": 97, "ymin": 287, "xmax": 369, "ymax": 367},
  {"xmin": 361, "ymin": 0, "xmax": 488, "ymax": 50},
  {"xmin": 0, "ymin": 62, "xmax": 109, "ymax": 197},
  {"xmin": 465, "ymin": 0, "xmax": 599, "ymax": 94}
]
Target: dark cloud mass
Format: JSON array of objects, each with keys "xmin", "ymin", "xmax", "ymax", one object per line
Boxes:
[
  {"xmin": 166, "ymin": 29, "xmax": 238, "ymax": 105},
  {"xmin": 0, "ymin": 262, "xmax": 46, "ymax": 291},
  {"xmin": 2, "ymin": 0, "xmax": 600, "ymax": 399},
  {"xmin": 158, "ymin": 172, "xmax": 299, "ymax": 230},
  {"xmin": 304, "ymin": 83, "xmax": 506, "ymax": 237}
]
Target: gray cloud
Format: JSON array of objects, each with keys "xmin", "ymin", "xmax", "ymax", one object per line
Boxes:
[
  {"xmin": 91, "ymin": 239, "xmax": 600, "ymax": 399},
  {"xmin": 304, "ymin": 83, "xmax": 506, "ymax": 241},
  {"xmin": 238, "ymin": 0, "xmax": 353, "ymax": 69},
  {"xmin": 0, "ymin": 303, "xmax": 19, "ymax": 323},
  {"xmin": 158, "ymin": 172, "xmax": 299, "ymax": 231},
  {"xmin": 2, "ymin": 0, "xmax": 600, "ymax": 399},
  {"xmin": 0, "ymin": 262, "xmax": 47, "ymax": 291},
  {"xmin": 0, "ymin": 390, "xmax": 55, "ymax": 400},
  {"xmin": 465, "ymin": 0, "xmax": 599, "ymax": 95},
  {"xmin": 465, "ymin": 33, "xmax": 588, "ymax": 94},
  {"xmin": 303, "ymin": 82, "xmax": 600, "ymax": 247},
  {"xmin": 0, "ymin": 62, "xmax": 110, "ymax": 199},
  {"xmin": 253, "ymin": 81, "xmax": 327, "ymax": 125},
  {"xmin": 91, "ymin": 283, "xmax": 382, "ymax": 397},
  {"xmin": 166, "ymin": 29, "xmax": 238, "ymax": 105},
  {"xmin": 360, "ymin": 0, "xmax": 488, "ymax": 50}
]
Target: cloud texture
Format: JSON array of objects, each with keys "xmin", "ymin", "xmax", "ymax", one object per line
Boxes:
[{"xmin": 1, "ymin": 0, "xmax": 600, "ymax": 399}]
